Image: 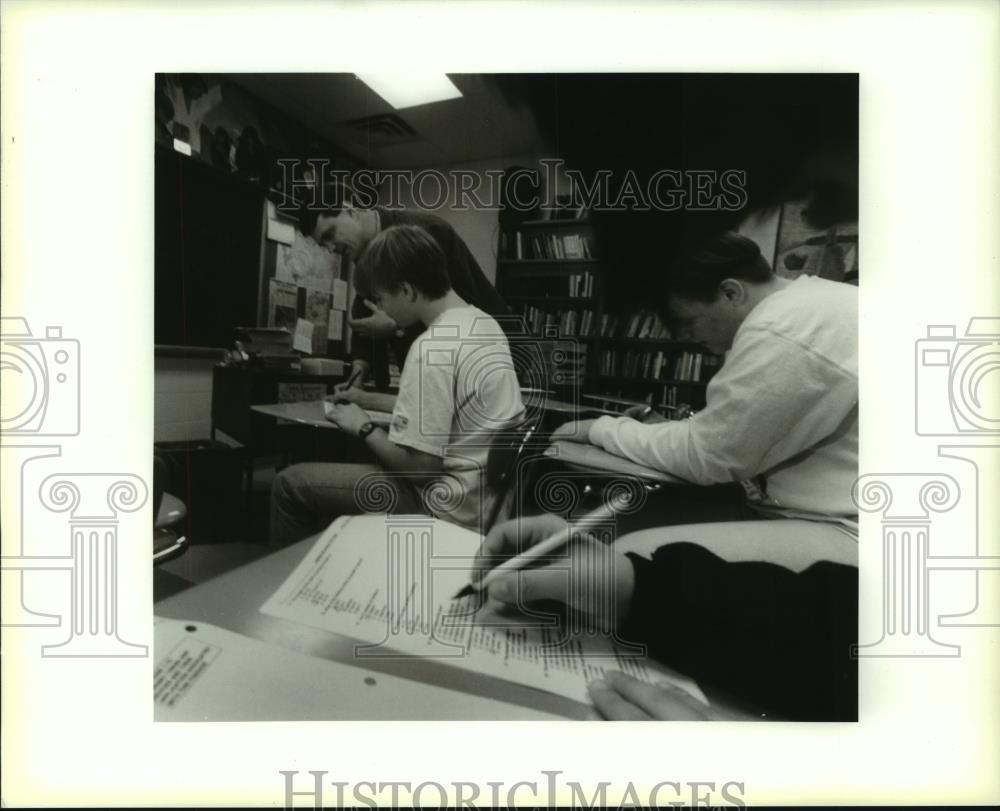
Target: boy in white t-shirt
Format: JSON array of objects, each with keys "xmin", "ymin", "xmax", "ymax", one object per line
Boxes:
[{"xmin": 269, "ymin": 225, "xmax": 524, "ymax": 545}]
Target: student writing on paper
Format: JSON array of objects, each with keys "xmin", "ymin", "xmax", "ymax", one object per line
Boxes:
[
  {"xmin": 472, "ymin": 513, "xmax": 857, "ymax": 721},
  {"xmin": 553, "ymin": 232, "xmax": 858, "ymax": 533},
  {"xmin": 269, "ymin": 225, "xmax": 524, "ymax": 546},
  {"xmin": 300, "ymin": 182, "xmax": 510, "ymax": 396}
]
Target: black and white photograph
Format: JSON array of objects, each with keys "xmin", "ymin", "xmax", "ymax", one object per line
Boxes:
[
  {"xmin": 151, "ymin": 71, "xmax": 861, "ymax": 726},
  {"xmin": 2, "ymin": 2, "xmax": 997, "ymax": 808}
]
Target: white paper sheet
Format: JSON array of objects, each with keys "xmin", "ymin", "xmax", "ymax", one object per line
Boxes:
[
  {"xmin": 293, "ymin": 318, "xmax": 314, "ymax": 353},
  {"xmin": 260, "ymin": 515, "xmax": 707, "ymax": 707},
  {"xmin": 266, "ymin": 218, "xmax": 295, "ymax": 246},
  {"xmin": 328, "ymin": 309, "xmax": 344, "ymax": 340},
  {"xmin": 153, "ymin": 618, "xmax": 559, "ymax": 720},
  {"xmin": 332, "ymin": 278, "xmax": 349, "ymax": 311}
]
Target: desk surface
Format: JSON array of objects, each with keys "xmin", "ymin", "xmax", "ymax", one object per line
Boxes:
[
  {"xmin": 523, "ymin": 394, "xmax": 618, "ymax": 416},
  {"xmin": 545, "ymin": 439, "xmax": 688, "ymax": 484},
  {"xmin": 155, "ymin": 536, "xmax": 582, "ymax": 720},
  {"xmin": 251, "ymin": 400, "xmax": 337, "ymax": 428},
  {"xmin": 251, "ymin": 401, "xmax": 393, "ymax": 430}
]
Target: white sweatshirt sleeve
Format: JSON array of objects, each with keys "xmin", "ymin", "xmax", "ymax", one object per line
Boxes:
[{"xmin": 587, "ymin": 325, "xmax": 858, "ymax": 485}]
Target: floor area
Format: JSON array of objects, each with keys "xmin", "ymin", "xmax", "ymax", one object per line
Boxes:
[{"xmin": 153, "ymin": 461, "xmax": 277, "ymax": 602}]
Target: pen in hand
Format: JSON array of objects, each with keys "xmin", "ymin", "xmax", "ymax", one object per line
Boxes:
[
  {"xmin": 344, "ymin": 367, "xmax": 364, "ymax": 389},
  {"xmin": 453, "ymin": 494, "xmax": 634, "ymax": 600}
]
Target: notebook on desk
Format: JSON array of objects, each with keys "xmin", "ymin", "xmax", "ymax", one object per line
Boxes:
[
  {"xmin": 259, "ymin": 514, "xmax": 706, "ymax": 708},
  {"xmin": 545, "ymin": 439, "xmax": 689, "ymax": 484}
]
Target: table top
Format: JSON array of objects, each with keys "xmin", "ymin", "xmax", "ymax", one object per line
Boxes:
[
  {"xmin": 544, "ymin": 439, "xmax": 688, "ymax": 484},
  {"xmin": 522, "ymin": 394, "xmax": 619, "ymax": 416},
  {"xmin": 251, "ymin": 401, "xmax": 393, "ymax": 430},
  {"xmin": 155, "ymin": 536, "xmax": 582, "ymax": 720}
]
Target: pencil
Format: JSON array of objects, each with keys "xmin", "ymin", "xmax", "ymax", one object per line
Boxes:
[{"xmin": 452, "ymin": 492, "xmax": 634, "ymax": 600}]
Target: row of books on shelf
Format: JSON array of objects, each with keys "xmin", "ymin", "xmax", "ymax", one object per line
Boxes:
[
  {"xmin": 520, "ymin": 305, "xmax": 597, "ymax": 338},
  {"xmin": 601, "ymin": 309, "xmax": 671, "ymax": 340},
  {"xmin": 598, "ymin": 350, "xmax": 720, "ymax": 382},
  {"xmin": 567, "ymin": 271, "xmax": 595, "ymax": 297},
  {"xmin": 503, "ymin": 231, "xmax": 595, "ymax": 261}
]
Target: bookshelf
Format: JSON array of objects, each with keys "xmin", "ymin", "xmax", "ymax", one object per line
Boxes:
[
  {"xmin": 498, "ymin": 218, "xmax": 720, "ymax": 411},
  {"xmin": 498, "ymin": 220, "xmax": 601, "ymax": 394}
]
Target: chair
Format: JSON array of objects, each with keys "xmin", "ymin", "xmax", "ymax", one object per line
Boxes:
[
  {"xmin": 483, "ymin": 415, "xmax": 546, "ymax": 532},
  {"xmin": 153, "ymin": 454, "xmax": 189, "ymax": 565}
]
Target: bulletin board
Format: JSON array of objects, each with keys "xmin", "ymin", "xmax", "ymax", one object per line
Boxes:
[{"xmin": 260, "ymin": 200, "xmax": 354, "ymax": 358}]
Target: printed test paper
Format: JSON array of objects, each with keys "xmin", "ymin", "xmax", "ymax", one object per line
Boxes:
[{"xmin": 260, "ymin": 515, "xmax": 707, "ymax": 706}]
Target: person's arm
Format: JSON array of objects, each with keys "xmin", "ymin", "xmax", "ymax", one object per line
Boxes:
[
  {"xmin": 364, "ymin": 426, "xmax": 442, "ymax": 474},
  {"xmin": 587, "ymin": 326, "xmax": 857, "ymax": 484},
  {"xmin": 620, "ymin": 543, "xmax": 858, "ymax": 721},
  {"xmin": 331, "ymin": 387, "xmax": 397, "ymax": 413},
  {"xmin": 324, "ymin": 403, "xmax": 441, "ymax": 474},
  {"xmin": 477, "ymin": 515, "xmax": 855, "ymax": 721},
  {"xmin": 334, "ymin": 358, "xmax": 371, "ymax": 395}
]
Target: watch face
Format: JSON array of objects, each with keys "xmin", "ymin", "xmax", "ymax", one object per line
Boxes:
[{"xmin": 359, "ymin": 421, "xmax": 376, "ymax": 438}]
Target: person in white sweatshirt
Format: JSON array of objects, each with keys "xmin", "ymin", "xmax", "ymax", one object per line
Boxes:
[
  {"xmin": 505, "ymin": 232, "xmax": 859, "ymax": 719},
  {"xmin": 554, "ymin": 231, "xmax": 858, "ymax": 534}
]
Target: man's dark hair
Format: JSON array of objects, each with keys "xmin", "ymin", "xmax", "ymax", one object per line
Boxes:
[
  {"xmin": 355, "ymin": 224, "xmax": 451, "ymax": 299},
  {"xmin": 296, "ymin": 179, "xmax": 356, "ymax": 240},
  {"xmin": 663, "ymin": 232, "xmax": 773, "ymax": 302}
]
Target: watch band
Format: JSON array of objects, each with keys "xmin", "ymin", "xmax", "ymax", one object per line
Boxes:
[{"xmin": 358, "ymin": 421, "xmax": 377, "ymax": 440}]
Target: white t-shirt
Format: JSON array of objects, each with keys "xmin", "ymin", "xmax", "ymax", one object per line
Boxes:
[
  {"xmin": 589, "ymin": 275, "xmax": 859, "ymax": 532},
  {"xmin": 389, "ymin": 305, "xmax": 525, "ymax": 530}
]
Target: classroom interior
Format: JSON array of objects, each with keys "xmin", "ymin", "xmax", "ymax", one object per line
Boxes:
[{"xmin": 152, "ymin": 73, "xmax": 859, "ymax": 720}]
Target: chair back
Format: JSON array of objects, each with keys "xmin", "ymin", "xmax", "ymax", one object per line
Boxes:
[{"xmin": 484, "ymin": 415, "xmax": 544, "ymax": 532}]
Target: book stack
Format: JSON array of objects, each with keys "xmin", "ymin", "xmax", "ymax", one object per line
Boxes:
[{"xmin": 235, "ymin": 327, "xmax": 299, "ymax": 369}]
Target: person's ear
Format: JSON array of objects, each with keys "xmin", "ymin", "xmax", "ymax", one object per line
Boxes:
[
  {"xmin": 400, "ymin": 282, "xmax": 416, "ymax": 301},
  {"xmin": 718, "ymin": 279, "xmax": 747, "ymax": 306}
]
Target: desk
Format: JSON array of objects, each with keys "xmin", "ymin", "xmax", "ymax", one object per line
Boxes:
[
  {"xmin": 544, "ymin": 439, "xmax": 687, "ymax": 484},
  {"xmin": 251, "ymin": 401, "xmax": 393, "ymax": 430},
  {"xmin": 523, "ymin": 394, "xmax": 618, "ymax": 416},
  {"xmin": 155, "ymin": 536, "xmax": 583, "ymax": 720}
]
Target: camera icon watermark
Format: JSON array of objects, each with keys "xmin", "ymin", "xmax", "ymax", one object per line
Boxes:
[
  {"xmin": 915, "ymin": 318, "xmax": 1000, "ymax": 436},
  {"xmin": 0, "ymin": 317, "xmax": 80, "ymax": 436}
]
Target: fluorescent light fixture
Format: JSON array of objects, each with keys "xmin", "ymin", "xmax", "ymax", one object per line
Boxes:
[{"xmin": 356, "ymin": 74, "xmax": 462, "ymax": 109}]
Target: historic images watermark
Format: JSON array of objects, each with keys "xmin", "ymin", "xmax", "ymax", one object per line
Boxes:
[
  {"xmin": 279, "ymin": 769, "xmax": 747, "ymax": 809},
  {"xmin": 274, "ymin": 158, "xmax": 749, "ymax": 215},
  {"xmin": 854, "ymin": 317, "xmax": 1000, "ymax": 658},
  {"xmin": 0, "ymin": 317, "xmax": 148, "ymax": 657}
]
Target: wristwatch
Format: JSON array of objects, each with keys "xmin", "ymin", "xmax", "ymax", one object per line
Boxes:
[{"xmin": 357, "ymin": 421, "xmax": 377, "ymax": 440}]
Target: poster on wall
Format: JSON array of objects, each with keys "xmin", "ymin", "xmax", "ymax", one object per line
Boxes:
[
  {"xmin": 774, "ymin": 198, "xmax": 858, "ymax": 282},
  {"xmin": 267, "ymin": 279, "xmax": 298, "ymax": 330},
  {"xmin": 304, "ymin": 288, "xmax": 331, "ymax": 354}
]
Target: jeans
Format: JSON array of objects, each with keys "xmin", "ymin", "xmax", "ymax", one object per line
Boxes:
[{"xmin": 269, "ymin": 462, "xmax": 425, "ymax": 549}]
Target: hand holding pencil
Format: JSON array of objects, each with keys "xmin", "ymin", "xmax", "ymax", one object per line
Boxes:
[{"xmin": 463, "ymin": 509, "xmax": 636, "ymax": 633}]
